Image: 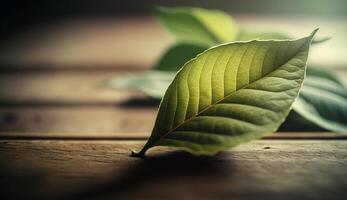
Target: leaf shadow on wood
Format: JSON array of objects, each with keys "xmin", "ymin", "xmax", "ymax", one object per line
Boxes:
[
  {"xmin": 278, "ymin": 110, "xmax": 325, "ymax": 132},
  {"xmin": 67, "ymin": 151, "xmax": 233, "ymax": 200},
  {"xmin": 119, "ymin": 97, "xmax": 161, "ymax": 107}
]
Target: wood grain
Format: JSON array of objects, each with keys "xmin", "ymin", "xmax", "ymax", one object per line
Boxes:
[
  {"xmin": 0, "ymin": 132, "xmax": 346, "ymax": 140},
  {"xmin": 0, "ymin": 139, "xmax": 346, "ymax": 200},
  {"xmin": 0, "ymin": 69, "xmax": 145, "ymax": 104},
  {"xmin": 0, "ymin": 105, "xmax": 157, "ymax": 133}
]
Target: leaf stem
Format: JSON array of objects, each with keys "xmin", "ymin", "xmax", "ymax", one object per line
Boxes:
[
  {"xmin": 131, "ymin": 149, "xmax": 146, "ymax": 158},
  {"xmin": 131, "ymin": 143, "xmax": 151, "ymax": 158}
]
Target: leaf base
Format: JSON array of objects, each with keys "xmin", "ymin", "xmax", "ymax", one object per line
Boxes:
[{"xmin": 131, "ymin": 149, "xmax": 146, "ymax": 158}]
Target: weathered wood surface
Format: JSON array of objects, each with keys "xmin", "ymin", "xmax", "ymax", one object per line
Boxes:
[
  {"xmin": 0, "ymin": 138, "xmax": 346, "ymax": 200},
  {"xmin": 0, "ymin": 132, "xmax": 346, "ymax": 140},
  {"xmin": 0, "ymin": 105, "xmax": 157, "ymax": 133},
  {"xmin": 1, "ymin": 68, "xmax": 346, "ymax": 104},
  {"xmin": 0, "ymin": 69, "xmax": 145, "ymax": 104}
]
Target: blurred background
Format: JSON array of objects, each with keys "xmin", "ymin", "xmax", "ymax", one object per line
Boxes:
[{"xmin": 0, "ymin": 0, "xmax": 346, "ymax": 133}]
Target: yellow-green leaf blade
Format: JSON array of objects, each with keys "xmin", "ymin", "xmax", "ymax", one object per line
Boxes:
[{"xmin": 133, "ymin": 30, "xmax": 317, "ymax": 157}]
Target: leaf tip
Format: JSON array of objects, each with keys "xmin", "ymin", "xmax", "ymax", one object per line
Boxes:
[{"xmin": 304, "ymin": 28, "xmax": 319, "ymax": 45}]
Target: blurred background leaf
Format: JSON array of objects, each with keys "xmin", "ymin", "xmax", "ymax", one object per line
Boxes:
[
  {"xmin": 153, "ymin": 6, "xmax": 238, "ymax": 45},
  {"xmin": 154, "ymin": 43, "xmax": 208, "ymax": 71},
  {"xmin": 292, "ymin": 70, "xmax": 347, "ymax": 132},
  {"xmin": 106, "ymin": 71, "xmax": 175, "ymax": 99}
]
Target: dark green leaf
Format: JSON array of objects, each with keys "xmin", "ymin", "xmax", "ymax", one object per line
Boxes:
[
  {"xmin": 292, "ymin": 76, "xmax": 347, "ymax": 132},
  {"xmin": 306, "ymin": 66, "xmax": 345, "ymax": 86},
  {"xmin": 154, "ymin": 43, "xmax": 208, "ymax": 71}
]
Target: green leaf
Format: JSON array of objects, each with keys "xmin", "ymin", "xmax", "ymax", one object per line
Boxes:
[
  {"xmin": 154, "ymin": 43, "xmax": 208, "ymax": 71},
  {"xmin": 292, "ymin": 76, "xmax": 347, "ymax": 132},
  {"xmin": 132, "ymin": 30, "xmax": 317, "ymax": 157},
  {"xmin": 306, "ymin": 66, "xmax": 345, "ymax": 86},
  {"xmin": 153, "ymin": 6, "xmax": 238, "ymax": 45},
  {"xmin": 105, "ymin": 71, "xmax": 175, "ymax": 98}
]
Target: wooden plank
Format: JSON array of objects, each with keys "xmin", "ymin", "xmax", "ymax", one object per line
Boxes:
[
  {"xmin": 1, "ymin": 104, "xmax": 347, "ymax": 134},
  {"xmin": 0, "ymin": 68, "xmax": 346, "ymax": 104},
  {"xmin": 0, "ymin": 106, "xmax": 157, "ymax": 133},
  {"xmin": 0, "ymin": 131, "xmax": 148, "ymax": 140},
  {"xmin": 0, "ymin": 139, "xmax": 346, "ymax": 199},
  {"xmin": 0, "ymin": 69, "xmax": 149, "ymax": 104},
  {"xmin": 0, "ymin": 131, "xmax": 346, "ymax": 140}
]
